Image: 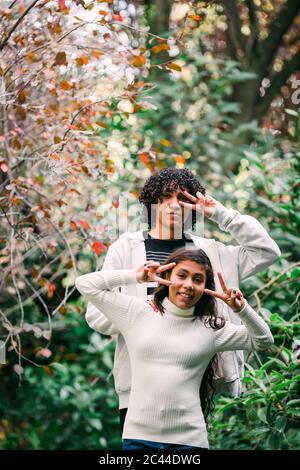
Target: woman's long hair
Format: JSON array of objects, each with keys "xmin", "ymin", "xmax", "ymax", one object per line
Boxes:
[{"xmin": 153, "ymin": 247, "xmax": 225, "ymax": 422}]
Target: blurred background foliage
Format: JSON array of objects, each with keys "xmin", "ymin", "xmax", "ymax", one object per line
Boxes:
[{"xmin": 0, "ymin": 0, "xmax": 299, "ymax": 450}]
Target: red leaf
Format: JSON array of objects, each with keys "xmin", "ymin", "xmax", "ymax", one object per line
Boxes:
[
  {"xmin": 55, "ymin": 51, "xmax": 67, "ymax": 66},
  {"xmin": 70, "ymin": 220, "xmax": 79, "ymax": 231},
  {"xmin": 139, "ymin": 152, "xmax": 149, "ymax": 164},
  {"xmin": 112, "ymin": 196, "xmax": 119, "ymax": 208},
  {"xmin": 67, "ymin": 124, "xmax": 80, "ymax": 131},
  {"xmin": 92, "ymin": 241, "xmax": 104, "ymax": 256},
  {"xmin": 49, "ymin": 152, "xmax": 60, "ymax": 161},
  {"xmin": 47, "ymin": 283, "xmax": 56, "ymax": 299},
  {"xmin": 36, "ymin": 348, "xmax": 52, "ymax": 358},
  {"xmin": 131, "ymin": 55, "xmax": 146, "ymax": 67},
  {"xmin": 58, "ymin": 0, "xmax": 67, "ymax": 11},
  {"xmin": 78, "ymin": 219, "xmax": 91, "ymax": 230},
  {"xmin": 112, "ymin": 14, "xmax": 123, "ymax": 21}
]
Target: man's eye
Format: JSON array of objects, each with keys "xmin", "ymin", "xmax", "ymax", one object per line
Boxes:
[{"xmin": 178, "ymin": 196, "xmax": 190, "ymax": 203}]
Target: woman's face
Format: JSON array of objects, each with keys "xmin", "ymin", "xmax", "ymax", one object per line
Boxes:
[{"xmin": 168, "ymin": 260, "xmax": 207, "ymax": 309}]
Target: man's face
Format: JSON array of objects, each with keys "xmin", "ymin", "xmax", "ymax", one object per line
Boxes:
[
  {"xmin": 154, "ymin": 187, "xmax": 191, "ymax": 234},
  {"xmin": 168, "ymin": 260, "xmax": 207, "ymax": 309}
]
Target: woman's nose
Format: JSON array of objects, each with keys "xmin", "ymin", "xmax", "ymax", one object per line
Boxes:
[{"xmin": 183, "ymin": 278, "xmax": 193, "ymax": 288}]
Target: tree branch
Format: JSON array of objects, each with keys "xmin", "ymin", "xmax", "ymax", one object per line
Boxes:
[
  {"xmin": 218, "ymin": 0, "xmax": 246, "ymax": 60},
  {"xmin": 245, "ymin": 0, "xmax": 259, "ymax": 58},
  {"xmin": 255, "ymin": 49, "xmax": 300, "ymax": 119},
  {"xmin": 0, "ymin": 0, "xmax": 41, "ymax": 52},
  {"xmin": 260, "ymin": 0, "xmax": 300, "ymax": 71}
]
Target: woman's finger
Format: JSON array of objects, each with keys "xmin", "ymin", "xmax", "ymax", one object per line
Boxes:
[
  {"xmin": 204, "ymin": 288, "xmax": 227, "ymax": 301},
  {"xmin": 154, "ymin": 276, "xmax": 172, "ymax": 286},
  {"xmin": 157, "ymin": 262, "xmax": 176, "ymax": 273},
  {"xmin": 217, "ymin": 272, "xmax": 229, "ymax": 293},
  {"xmin": 145, "ymin": 261, "xmax": 160, "ymax": 267}
]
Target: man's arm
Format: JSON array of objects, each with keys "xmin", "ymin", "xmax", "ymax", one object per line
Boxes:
[
  {"xmin": 180, "ymin": 191, "xmax": 281, "ymax": 281},
  {"xmin": 209, "ymin": 201, "xmax": 281, "ymax": 280},
  {"xmin": 85, "ymin": 240, "xmax": 123, "ymax": 335}
]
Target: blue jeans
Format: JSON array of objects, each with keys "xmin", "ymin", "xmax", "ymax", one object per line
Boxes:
[{"xmin": 123, "ymin": 439, "xmax": 205, "ymax": 451}]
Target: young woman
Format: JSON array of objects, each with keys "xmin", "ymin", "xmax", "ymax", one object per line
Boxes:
[{"xmin": 75, "ymin": 248, "xmax": 273, "ymax": 451}]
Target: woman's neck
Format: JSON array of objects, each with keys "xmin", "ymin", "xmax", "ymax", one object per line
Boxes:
[{"xmin": 162, "ymin": 297, "xmax": 195, "ymax": 317}]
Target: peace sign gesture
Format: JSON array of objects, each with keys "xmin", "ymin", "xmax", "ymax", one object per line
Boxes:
[
  {"xmin": 178, "ymin": 190, "xmax": 217, "ymax": 218},
  {"xmin": 204, "ymin": 272, "xmax": 245, "ymax": 313},
  {"xmin": 136, "ymin": 261, "xmax": 176, "ymax": 286}
]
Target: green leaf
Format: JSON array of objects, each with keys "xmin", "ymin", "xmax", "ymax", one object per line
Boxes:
[
  {"xmin": 50, "ymin": 362, "xmax": 68, "ymax": 374},
  {"xmin": 257, "ymin": 407, "xmax": 269, "ymax": 425}
]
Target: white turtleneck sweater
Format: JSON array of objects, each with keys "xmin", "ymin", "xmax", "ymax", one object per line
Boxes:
[{"xmin": 75, "ymin": 269, "xmax": 274, "ymax": 448}]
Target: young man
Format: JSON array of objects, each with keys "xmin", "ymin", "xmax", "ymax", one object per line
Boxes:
[{"xmin": 85, "ymin": 168, "xmax": 280, "ymax": 433}]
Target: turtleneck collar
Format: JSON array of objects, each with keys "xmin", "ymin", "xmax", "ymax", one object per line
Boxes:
[{"xmin": 162, "ymin": 297, "xmax": 195, "ymax": 318}]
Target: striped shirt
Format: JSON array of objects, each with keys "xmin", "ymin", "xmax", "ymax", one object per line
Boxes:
[{"xmin": 143, "ymin": 231, "xmax": 194, "ymax": 300}]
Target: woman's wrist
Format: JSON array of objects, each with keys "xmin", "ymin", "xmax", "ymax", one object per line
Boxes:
[
  {"xmin": 232, "ymin": 299, "xmax": 247, "ymax": 313},
  {"xmin": 136, "ymin": 269, "xmax": 144, "ymax": 284}
]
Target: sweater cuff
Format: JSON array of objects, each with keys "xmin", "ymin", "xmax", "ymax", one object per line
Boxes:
[
  {"xmin": 236, "ymin": 300, "xmax": 251, "ymax": 317},
  {"xmin": 120, "ymin": 269, "xmax": 139, "ymax": 286}
]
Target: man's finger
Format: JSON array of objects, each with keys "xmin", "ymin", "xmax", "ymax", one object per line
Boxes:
[
  {"xmin": 181, "ymin": 190, "xmax": 199, "ymax": 203},
  {"xmin": 196, "ymin": 191, "xmax": 205, "ymax": 202},
  {"xmin": 178, "ymin": 201, "xmax": 196, "ymax": 210},
  {"xmin": 203, "ymin": 288, "xmax": 227, "ymax": 301},
  {"xmin": 217, "ymin": 272, "xmax": 229, "ymax": 293}
]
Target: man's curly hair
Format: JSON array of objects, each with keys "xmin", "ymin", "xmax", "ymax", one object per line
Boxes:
[{"xmin": 139, "ymin": 168, "xmax": 206, "ymax": 230}]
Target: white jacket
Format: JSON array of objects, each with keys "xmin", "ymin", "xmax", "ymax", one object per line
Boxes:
[{"xmin": 85, "ymin": 202, "xmax": 280, "ymax": 409}]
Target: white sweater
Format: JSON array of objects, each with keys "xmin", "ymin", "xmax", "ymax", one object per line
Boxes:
[
  {"xmin": 76, "ymin": 269, "xmax": 274, "ymax": 448},
  {"xmin": 85, "ymin": 202, "xmax": 280, "ymax": 405}
]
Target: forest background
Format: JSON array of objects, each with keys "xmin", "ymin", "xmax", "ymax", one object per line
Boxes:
[{"xmin": 0, "ymin": 0, "xmax": 299, "ymax": 450}]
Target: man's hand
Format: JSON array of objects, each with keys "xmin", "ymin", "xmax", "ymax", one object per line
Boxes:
[
  {"xmin": 204, "ymin": 272, "xmax": 245, "ymax": 313},
  {"xmin": 179, "ymin": 189, "xmax": 217, "ymax": 218},
  {"xmin": 136, "ymin": 260, "xmax": 176, "ymax": 285}
]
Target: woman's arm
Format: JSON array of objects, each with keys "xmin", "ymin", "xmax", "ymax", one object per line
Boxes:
[
  {"xmin": 85, "ymin": 241, "xmax": 124, "ymax": 336},
  {"xmin": 76, "ymin": 261, "xmax": 175, "ymax": 330},
  {"xmin": 76, "ymin": 269, "xmax": 149, "ymax": 330},
  {"xmin": 214, "ymin": 301, "xmax": 274, "ymax": 352}
]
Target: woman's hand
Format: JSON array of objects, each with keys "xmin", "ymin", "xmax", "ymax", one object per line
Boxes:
[
  {"xmin": 204, "ymin": 272, "xmax": 245, "ymax": 313},
  {"xmin": 136, "ymin": 260, "xmax": 176, "ymax": 286}
]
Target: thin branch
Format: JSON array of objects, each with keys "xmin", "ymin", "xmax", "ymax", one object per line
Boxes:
[
  {"xmin": 0, "ymin": 0, "xmax": 41, "ymax": 52},
  {"xmin": 245, "ymin": 0, "xmax": 259, "ymax": 58},
  {"xmin": 250, "ymin": 262, "xmax": 300, "ymax": 297},
  {"xmin": 60, "ymin": 95, "xmax": 126, "ymax": 148},
  {"xmin": 255, "ymin": 49, "xmax": 300, "ymax": 119},
  {"xmin": 20, "ymin": 274, "xmax": 52, "ymax": 327},
  {"xmin": 217, "ymin": 0, "xmax": 246, "ymax": 60},
  {"xmin": 9, "ymin": 1, "xmax": 19, "ymax": 8}
]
